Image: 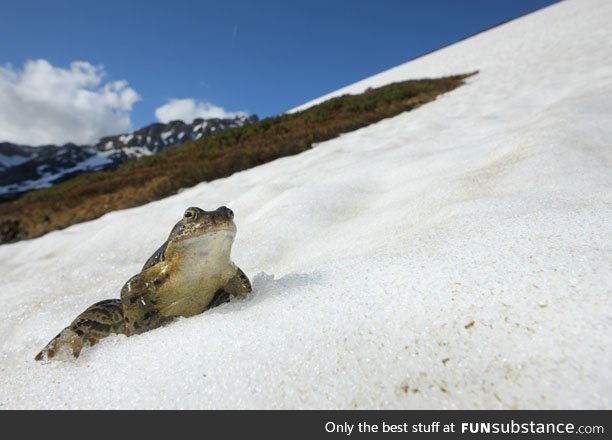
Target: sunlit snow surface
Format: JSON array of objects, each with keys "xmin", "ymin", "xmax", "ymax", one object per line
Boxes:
[{"xmin": 1, "ymin": 0, "xmax": 611, "ymax": 409}]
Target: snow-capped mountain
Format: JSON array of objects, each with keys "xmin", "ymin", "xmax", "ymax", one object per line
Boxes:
[{"xmin": 0, "ymin": 114, "xmax": 258, "ymax": 199}]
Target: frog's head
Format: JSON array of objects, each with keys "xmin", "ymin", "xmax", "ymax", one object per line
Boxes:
[{"xmin": 164, "ymin": 206, "xmax": 237, "ymax": 260}]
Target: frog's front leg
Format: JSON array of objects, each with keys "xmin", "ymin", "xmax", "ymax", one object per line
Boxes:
[
  {"xmin": 206, "ymin": 267, "xmax": 252, "ymax": 310},
  {"xmin": 223, "ymin": 266, "xmax": 252, "ymax": 298},
  {"xmin": 35, "ymin": 299, "xmax": 127, "ymax": 361}
]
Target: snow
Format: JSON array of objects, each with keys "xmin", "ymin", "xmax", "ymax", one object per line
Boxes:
[
  {"xmin": 0, "ymin": 152, "xmax": 115, "ymax": 195},
  {"xmin": 71, "ymin": 152, "xmax": 114, "ymax": 170},
  {"xmin": 0, "ymin": 152, "xmax": 30, "ymax": 168},
  {"xmin": 0, "ymin": 0, "xmax": 611, "ymax": 409},
  {"xmin": 118, "ymin": 134, "xmax": 134, "ymax": 144},
  {"xmin": 121, "ymin": 146, "xmax": 153, "ymax": 158},
  {"xmin": 161, "ymin": 130, "xmax": 173, "ymax": 143}
]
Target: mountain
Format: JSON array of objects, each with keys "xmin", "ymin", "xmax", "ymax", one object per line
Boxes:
[{"xmin": 0, "ymin": 114, "xmax": 258, "ymax": 200}]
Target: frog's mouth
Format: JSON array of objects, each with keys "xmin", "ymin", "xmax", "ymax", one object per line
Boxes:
[{"xmin": 193, "ymin": 219, "xmax": 237, "ymax": 236}]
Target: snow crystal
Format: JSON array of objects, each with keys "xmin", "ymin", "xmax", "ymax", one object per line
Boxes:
[{"xmin": 0, "ymin": 0, "xmax": 610, "ymax": 409}]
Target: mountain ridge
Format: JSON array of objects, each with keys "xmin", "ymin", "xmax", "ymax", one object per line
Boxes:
[{"xmin": 0, "ymin": 114, "xmax": 258, "ymax": 200}]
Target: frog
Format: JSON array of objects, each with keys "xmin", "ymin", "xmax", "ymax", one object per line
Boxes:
[{"xmin": 35, "ymin": 206, "xmax": 251, "ymax": 361}]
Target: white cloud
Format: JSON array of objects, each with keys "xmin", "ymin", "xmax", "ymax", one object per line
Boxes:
[
  {"xmin": 155, "ymin": 98, "xmax": 246, "ymax": 123},
  {"xmin": 0, "ymin": 59, "xmax": 140, "ymax": 146}
]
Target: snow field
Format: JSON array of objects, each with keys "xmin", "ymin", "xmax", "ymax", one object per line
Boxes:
[{"xmin": 0, "ymin": 0, "xmax": 611, "ymax": 408}]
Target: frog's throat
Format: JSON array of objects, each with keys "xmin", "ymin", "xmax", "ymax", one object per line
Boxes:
[{"xmin": 170, "ymin": 229, "xmax": 236, "ymax": 268}]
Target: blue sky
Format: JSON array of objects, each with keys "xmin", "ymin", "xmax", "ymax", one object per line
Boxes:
[{"xmin": 0, "ymin": 0, "xmax": 558, "ymax": 145}]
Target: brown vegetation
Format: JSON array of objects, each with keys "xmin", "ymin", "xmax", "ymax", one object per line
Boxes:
[{"xmin": 0, "ymin": 72, "xmax": 474, "ymax": 244}]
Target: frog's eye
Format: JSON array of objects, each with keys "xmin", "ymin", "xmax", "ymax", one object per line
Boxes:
[{"xmin": 184, "ymin": 208, "xmax": 197, "ymax": 220}]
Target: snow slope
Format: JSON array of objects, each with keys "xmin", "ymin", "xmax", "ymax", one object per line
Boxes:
[{"xmin": 1, "ymin": 0, "xmax": 611, "ymax": 409}]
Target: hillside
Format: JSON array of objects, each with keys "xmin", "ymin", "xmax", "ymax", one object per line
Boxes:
[
  {"xmin": 0, "ymin": 0, "xmax": 610, "ymax": 409},
  {"xmin": 0, "ymin": 74, "xmax": 471, "ymax": 243}
]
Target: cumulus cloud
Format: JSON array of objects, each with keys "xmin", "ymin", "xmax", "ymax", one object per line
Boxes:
[
  {"xmin": 0, "ymin": 59, "xmax": 140, "ymax": 146},
  {"xmin": 155, "ymin": 98, "xmax": 247, "ymax": 123}
]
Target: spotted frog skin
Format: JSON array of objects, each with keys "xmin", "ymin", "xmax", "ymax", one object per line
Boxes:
[{"xmin": 35, "ymin": 206, "xmax": 251, "ymax": 361}]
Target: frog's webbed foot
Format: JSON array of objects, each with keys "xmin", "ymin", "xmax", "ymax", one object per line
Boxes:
[
  {"xmin": 35, "ymin": 299, "xmax": 127, "ymax": 361},
  {"xmin": 35, "ymin": 328, "xmax": 84, "ymax": 361}
]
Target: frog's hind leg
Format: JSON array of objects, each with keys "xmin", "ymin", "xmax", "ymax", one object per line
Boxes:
[{"xmin": 35, "ymin": 299, "xmax": 127, "ymax": 361}]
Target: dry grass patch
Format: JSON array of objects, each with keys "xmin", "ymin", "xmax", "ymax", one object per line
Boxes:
[{"xmin": 0, "ymin": 72, "xmax": 475, "ymax": 244}]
